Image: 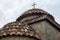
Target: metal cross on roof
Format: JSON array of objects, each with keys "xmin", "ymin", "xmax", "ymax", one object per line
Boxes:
[{"xmin": 32, "ymin": 2, "xmax": 36, "ymax": 8}]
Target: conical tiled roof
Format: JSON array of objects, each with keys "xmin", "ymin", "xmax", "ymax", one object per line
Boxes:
[
  {"xmin": 0, "ymin": 22, "xmax": 40, "ymax": 40},
  {"xmin": 16, "ymin": 8, "xmax": 54, "ymax": 23},
  {"xmin": 21, "ymin": 8, "xmax": 48, "ymax": 16}
]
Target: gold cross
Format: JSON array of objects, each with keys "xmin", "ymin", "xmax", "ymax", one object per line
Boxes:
[{"xmin": 32, "ymin": 2, "xmax": 36, "ymax": 8}]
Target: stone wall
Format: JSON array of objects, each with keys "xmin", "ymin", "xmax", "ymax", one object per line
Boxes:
[
  {"xmin": 30, "ymin": 20, "xmax": 60, "ymax": 40},
  {"xmin": 0, "ymin": 36, "xmax": 36, "ymax": 40}
]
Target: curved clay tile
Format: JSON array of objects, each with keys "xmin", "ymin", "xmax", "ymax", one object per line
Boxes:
[
  {"xmin": 0, "ymin": 22, "xmax": 41, "ymax": 40},
  {"xmin": 16, "ymin": 8, "xmax": 54, "ymax": 23}
]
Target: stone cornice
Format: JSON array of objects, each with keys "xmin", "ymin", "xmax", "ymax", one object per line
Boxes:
[{"xmin": 23, "ymin": 15, "xmax": 60, "ymax": 31}]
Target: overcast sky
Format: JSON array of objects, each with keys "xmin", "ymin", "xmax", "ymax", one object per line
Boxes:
[{"xmin": 0, "ymin": 0, "xmax": 60, "ymax": 28}]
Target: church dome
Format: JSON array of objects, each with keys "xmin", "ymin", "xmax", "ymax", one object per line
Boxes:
[
  {"xmin": 0, "ymin": 22, "xmax": 40, "ymax": 40},
  {"xmin": 16, "ymin": 8, "xmax": 54, "ymax": 23}
]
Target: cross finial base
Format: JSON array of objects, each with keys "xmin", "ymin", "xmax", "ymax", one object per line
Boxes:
[{"xmin": 32, "ymin": 2, "xmax": 36, "ymax": 8}]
